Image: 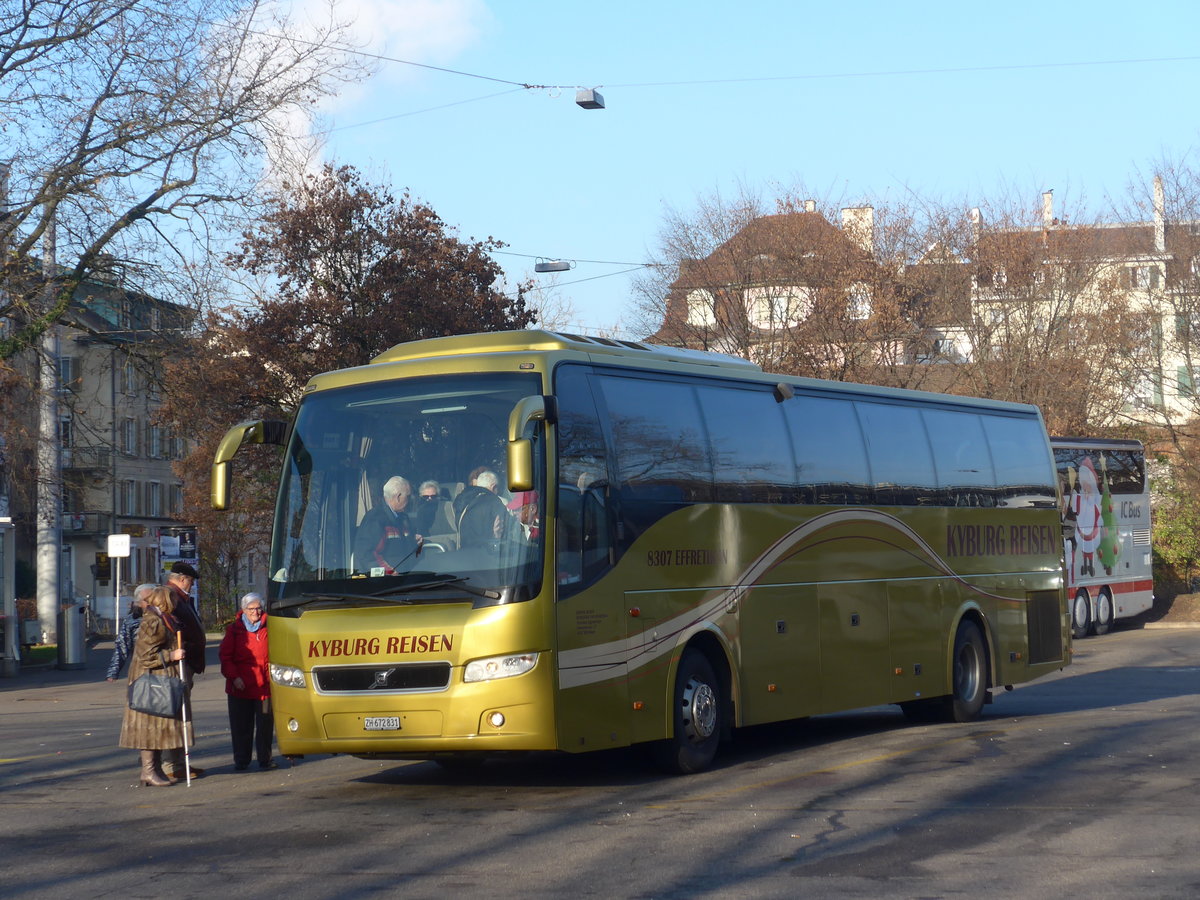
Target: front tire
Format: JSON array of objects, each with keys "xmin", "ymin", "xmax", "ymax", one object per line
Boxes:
[
  {"xmin": 945, "ymin": 619, "xmax": 988, "ymax": 723},
  {"xmin": 653, "ymin": 649, "xmax": 722, "ymax": 775},
  {"xmin": 1071, "ymin": 589, "xmax": 1092, "ymax": 640}
]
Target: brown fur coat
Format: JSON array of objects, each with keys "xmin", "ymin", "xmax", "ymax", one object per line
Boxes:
[{"xmin": 118, "ymin": 609, "xmax": 194, "ymax": 750}]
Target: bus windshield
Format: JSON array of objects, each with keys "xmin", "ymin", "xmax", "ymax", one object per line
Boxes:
[{"xmin": 268, "ymin": 371, "xmax": 545, "ymax": 611}]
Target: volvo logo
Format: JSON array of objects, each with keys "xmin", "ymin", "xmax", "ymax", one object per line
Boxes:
[{"xmin": 372, "ymin": 668, "xmax": 395, "ymax": 689}]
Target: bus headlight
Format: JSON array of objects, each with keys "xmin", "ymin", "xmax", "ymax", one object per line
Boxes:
[
  {"xmin": 463, "ymin": 652, "xmax": 538, "ymax": 683},
  {"xmin": 270, "ymin": 663, "xmax": 306, "ymax": 688}
]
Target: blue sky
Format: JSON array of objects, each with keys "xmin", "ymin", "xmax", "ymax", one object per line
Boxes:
[{"xmin": 304, "ymin": 0, "xmax": 1200, "ymax": 337}]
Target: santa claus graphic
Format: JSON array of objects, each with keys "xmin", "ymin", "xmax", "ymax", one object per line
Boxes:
[{"xmin": 1069, "ymin": 457, "xmax": 1103, "ymax": 578}]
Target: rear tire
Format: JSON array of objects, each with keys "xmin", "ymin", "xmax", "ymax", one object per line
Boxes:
[
  {"xmin": 1071, "ymin": 589, "xmax": 1092, "ymax": 640},
  {"xmin": 1093, "ymin": 589, "xmax": 1114, "ymax": 636},
  {"xmin": 945, "ymin": 619, "xmax": 987, "ymax": 723},
  {"xmin": 652, "ymin": 649, "xmax": 722, "ymax": 775}
]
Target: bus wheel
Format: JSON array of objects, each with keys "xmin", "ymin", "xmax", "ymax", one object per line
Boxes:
[
  {"xmin": 1071, "ymin": 590, "xmax": 1092, "ymax": 640},
  {"xmin": 945, "ymin": 619, "xmax": 987, "ymax": 723},
  {"xmin": 653, "ymin": 649, "xmax": 722, "ymax": 775},
  {"xmin": 1093, "ymin": 589, "xmax": 1114, "ymax": 636}
]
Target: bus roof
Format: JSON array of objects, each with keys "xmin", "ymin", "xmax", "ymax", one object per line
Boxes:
[
  {"xmin": 1050, "ymin": 436, "xmax": 1145, "ymax": 450},
  {"xmin": 370, "ymin": 330, "xmax": 761, "ymax": 371},
  {"xmin": 312, "ymin": 329, "xmax": 1042, "ymax": 418}
]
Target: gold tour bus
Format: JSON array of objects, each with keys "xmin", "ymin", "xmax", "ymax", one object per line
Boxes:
[{"xmin": 212, "ymin": 330, "xmax": 1069, "ymax": 774}]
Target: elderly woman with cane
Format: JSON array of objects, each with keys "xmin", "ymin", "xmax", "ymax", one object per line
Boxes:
[
  {"xmin": 219, "ymin": 592, "xmax": 276, "ymax": 771},
  {"xmin": 117, "ymin": 586, "xmax": 190, "ymax": 786}
]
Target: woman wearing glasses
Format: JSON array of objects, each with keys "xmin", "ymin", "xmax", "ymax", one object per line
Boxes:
[{"xmin": 218, "ymin": 593, "xmax": 276, "ymax": 771}]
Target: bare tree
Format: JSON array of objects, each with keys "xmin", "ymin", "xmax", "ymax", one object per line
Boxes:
[
  {"xmin": 0, "ymin": 0, "xmax": 365, "ymax": 358},
  {"xmin": 1110, "ymin": 161, "xmax": 1200, "ymax": 449},
  {"xmin": 956, "ymin": 190, "xmax": 1150, "ymax": 434},
  {"xmin": 632, "ymin": 185, "xmax": 969, "ymax": 391}
]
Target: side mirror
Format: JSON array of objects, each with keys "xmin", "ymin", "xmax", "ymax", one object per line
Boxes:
[
  {"xmin": 211, "ymin": 419, "xmax": 288, "ymax": 510},
  {"xmin": 506, "ymin": 396, "xmax": 557, "ymax": 492}
]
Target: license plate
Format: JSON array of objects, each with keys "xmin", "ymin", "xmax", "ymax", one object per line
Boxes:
[{"xmin": 363, "ymin": 716, "xmax": 401, "ymax": 731}]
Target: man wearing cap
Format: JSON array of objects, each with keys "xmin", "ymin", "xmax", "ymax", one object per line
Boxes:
[
  {"xmin": 165, "ymin": 561, "xmax": 207, "ymax": 779},
  {"xmin": 507, "ymin": 491, "xmax": 540, "ymax": 540}
]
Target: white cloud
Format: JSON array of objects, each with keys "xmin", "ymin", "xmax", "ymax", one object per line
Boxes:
[
  {"xmin": 263, "ymin": 0, "xmax": 491, "ymax": 179},
  {"xmin": 295, "ymin": 0, "xmax": 490, "ymax": 109}
]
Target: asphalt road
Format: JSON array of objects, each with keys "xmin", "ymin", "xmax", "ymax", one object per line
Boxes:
[{"xmin": 2, "ymin": 625, "xmax": 1199, "ymax": 899}]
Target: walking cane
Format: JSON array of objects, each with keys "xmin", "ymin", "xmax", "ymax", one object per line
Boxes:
[{"xmin": 177, "ymin": 631, "xmax": 192, "ymax": 787}]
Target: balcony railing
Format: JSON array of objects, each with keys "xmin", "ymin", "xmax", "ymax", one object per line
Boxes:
[
  {"xmin": 63, "ymin": 511, "xmax": 114, "ymax": 535},
  {"xmin": 62, "ymin": 447, "xmax": 113, "ymax": 471}
]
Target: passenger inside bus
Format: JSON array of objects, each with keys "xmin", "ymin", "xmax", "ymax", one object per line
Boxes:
[
  {"xmin": 412, "ymin": 479, "xmax": 456, "ymax": 548},
  {"xmin": 507, "ymin": 490, "xmax": 539, "ymax": 540},
  {"xmin": 453, "ymin": 468, "xmax": 518, "ymax": 546},
  {"xmin": 353, "ymin": 475, "xmax": 423, "ymax": 573}
]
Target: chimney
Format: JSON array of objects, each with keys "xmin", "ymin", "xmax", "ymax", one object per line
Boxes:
[
  {"xmin": 969, "ymin": 207, "xmax": 983, "ymax": 244},
  {"xmin": 841, "ymin": 206, "xmax": 874, "ymax": 255},
  {"xmin": 1153, "ymin": 175, "xmax": 1166, "ymax": 253},
  {"xmin": 804, "ymin": 199, "xmax": 816, "ymax": 213},
  {"xmin": 1042, "ymin": 190, "xmax": 1054, "ymax": 227}
]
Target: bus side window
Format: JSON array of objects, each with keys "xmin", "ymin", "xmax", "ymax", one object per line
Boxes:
[
  {"xmin": 695, "ymin": 383, "xmax": 796, "ymax": 503},
  {"xmin": 856, "ymin": 401, "xmax": 938, "ymax": 506},
  {"xmin": 983, "ymin": 417, "xmax": 1057, "ymax": 507},
  {"xmin": 785, "ymin": 395, "xmax": 872, "ymax": 505},
  {"xmin": 555, "ymin": 366, "xmax": 614, "ymax": 597},
  {"xmin": 921, "ymin": 409, "xmax": 998, "ymax": 507}
]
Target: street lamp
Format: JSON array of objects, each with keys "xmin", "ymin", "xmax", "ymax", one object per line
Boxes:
[
  {"xmin": 575, "ymin": 88, "xmax": 605, "ymax": 110},
  {"xmin": 534, "ymin": 259, "xmax": 574, "ymax": 274}
]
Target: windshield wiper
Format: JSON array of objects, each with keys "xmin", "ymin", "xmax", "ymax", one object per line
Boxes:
[
  {"xmin": 373, "ymin": 575, "xmax": 503, "ymax": 601},
  {"xmin": 276, "ymin": 575, "xmax": 502, "ymax": 610}
]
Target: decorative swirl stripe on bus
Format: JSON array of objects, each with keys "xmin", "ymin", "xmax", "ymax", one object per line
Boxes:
[{"xmin": 557, "ymin": 507, "xmax": 1042, "ymax": 690}]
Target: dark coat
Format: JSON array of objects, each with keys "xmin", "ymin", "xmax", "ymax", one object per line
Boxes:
[
  {"xmin": 353, "ymin": 503, "xmax": 419, "ymax": 572},
  {"xmin": 219, "ymin": 614, "xmax": 271, "ymax": 701},
  {"xmin": 117, "ymin": 608, "xmax": 192, "ymax": 750},
  {"xmin": 168, "ymin": 584, "xmax": 207, "ymax": 674},
  {"xmin": 453, "ymin": 486, "xmax": 517, "ymax": 547},
  {"xmin": 413, "ymin": 497, "xmax": 455, "ymax": 538},
  {"xmin": 105, "ymin": 609, "xmax": 142, "ymax": 680}
]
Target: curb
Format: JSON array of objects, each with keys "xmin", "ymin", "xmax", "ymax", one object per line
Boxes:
[{"xmin": 1143, "ymin": 621, "xmax": 1200, "ymax": 629}]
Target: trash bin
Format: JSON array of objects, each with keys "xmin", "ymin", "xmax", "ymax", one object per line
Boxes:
[{"xmin": 57, "ymin": 604, "xmax": 86, "ymax": 670}]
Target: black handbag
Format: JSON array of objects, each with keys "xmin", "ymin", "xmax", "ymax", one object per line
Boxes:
[{"xmin": 128, "ymin": 672, "xmax": 185, "ymax": 718}]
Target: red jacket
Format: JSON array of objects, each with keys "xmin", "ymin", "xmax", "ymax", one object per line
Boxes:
[{"xmin": 219, "ymin": 613, "xmax": 270, "ymax": 700}]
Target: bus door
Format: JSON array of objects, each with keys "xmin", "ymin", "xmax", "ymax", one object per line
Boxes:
[{"xmin": 552, "ymin": 364, "xmax": 629, "ymax": 751}]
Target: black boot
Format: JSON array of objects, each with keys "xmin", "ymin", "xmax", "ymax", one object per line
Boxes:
[{"xmin": 140, "ymin": 750, "xmax": 171, "ymax": 787}]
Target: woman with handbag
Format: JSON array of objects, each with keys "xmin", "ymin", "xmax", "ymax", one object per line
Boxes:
[{"xmin": 118, "ymin": 585, "xmax": 189, "ymax": 786}]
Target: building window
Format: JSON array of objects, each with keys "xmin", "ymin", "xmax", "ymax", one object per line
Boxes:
[
  {"xmin": 745, "ymin": 286, "xmax": 814, "ymax": 328},
  {"xmin": 147, "ymin": 425, "xmax": 163, "ymax": 459},
  {"xmin": 686, "ymin": 290, "xmax": 717, "ymax": 327},
  {"xmin": 121, "ymin": 417, "xmax": 138, "ymax": 456},
  {"xmin": 1178, "ymin": 367, "xmax": 1195, "ymax": 399},
  {"xmin": 58, "ymin": 356, "xmax": 79, "ymax": 393},
  {"xmin": 1125, "ymin": 265, "xmax": 1161, "ymax": 290},
  {"xmin": 848, "ymin": 284, "xmax": 871, "ymax": 320},
  {"xmin": 122, "ymin": 361, "xmax": 137, "ymax": 395},
  {"xmin": 170, "ymin": 483, "xmax": 184, "ymax": 516},
  {"xmin": 1175, "ymin": 313, "xmax": 1200, "ymax": 341},
  {"xmin": 146, "ymin": 482, "xmax": 162, "ymax": 518},
  {"xmin": 119, "ymin": 480, "xmax": 137, "ymax": 516}
]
